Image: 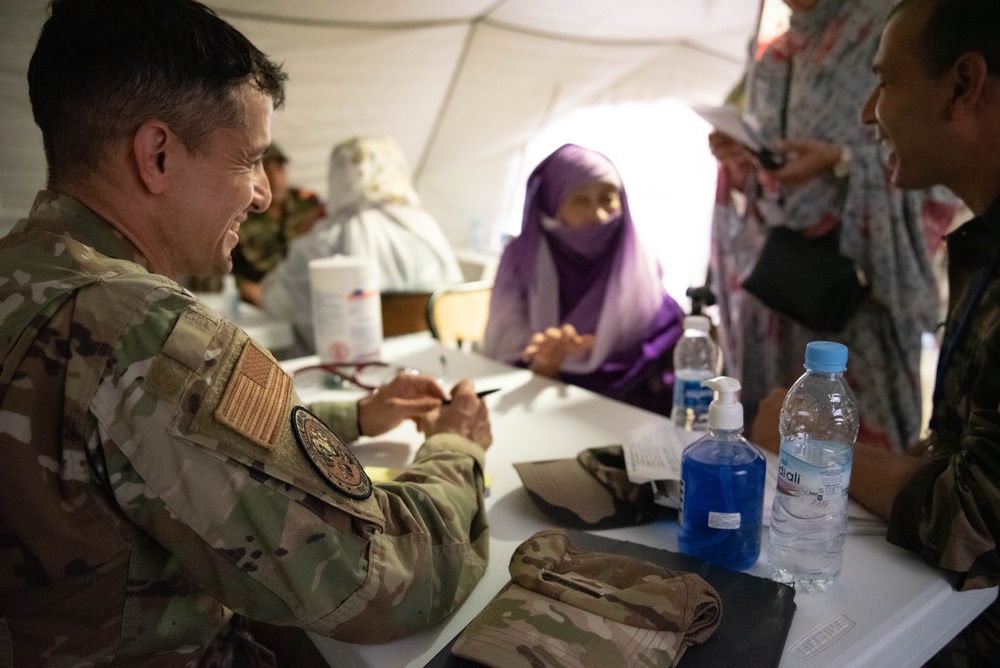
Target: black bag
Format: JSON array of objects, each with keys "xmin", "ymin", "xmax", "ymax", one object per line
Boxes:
[{"xmin": 742, "ymin": 225, "xmax": 867, "ymax": 333}]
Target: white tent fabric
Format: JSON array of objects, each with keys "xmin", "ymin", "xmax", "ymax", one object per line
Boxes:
[{"xmin": 0, "ymin": 0, "xmax": 759, "ymax": 286}]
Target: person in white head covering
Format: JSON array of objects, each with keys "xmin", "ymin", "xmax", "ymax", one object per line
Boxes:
[{"xmin": 262, "ymin": 135, "xmax": 463, "ymax": 353}]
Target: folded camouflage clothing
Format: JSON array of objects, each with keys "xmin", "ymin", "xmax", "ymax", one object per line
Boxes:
[{"xmin": 452, "ymin": 529, "xmax": 723, "ymax": 667}]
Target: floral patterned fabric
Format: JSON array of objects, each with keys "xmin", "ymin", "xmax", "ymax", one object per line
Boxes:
[{"xmin": 710, "ymin": 0, "xmax": 957, "ymax": 451}]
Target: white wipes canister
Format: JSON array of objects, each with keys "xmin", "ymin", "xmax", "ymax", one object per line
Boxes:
[{"xmin": 308, "ymin": 255, "xmax": 382, "ymax": 363}]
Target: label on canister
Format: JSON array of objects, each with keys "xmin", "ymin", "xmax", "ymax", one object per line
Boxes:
[{"xmin": 309, "ymin": 256, "xmax": 382, "ymax": 362}]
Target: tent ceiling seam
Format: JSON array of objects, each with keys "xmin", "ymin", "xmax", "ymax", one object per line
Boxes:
[
  {"xmin": 213, "ymin": 8, "xmax": 743, "ymax": 64},
  {"xmin": 215, "ymin": 9, "xmax": 471, "ymax": 31},
  {"xmin": 479, "ymin": 18, "xmax": 740, "ymax": 58},
  {"xmin": 477, "ymin": 0, "xmax": 514, "ymax": 22}
]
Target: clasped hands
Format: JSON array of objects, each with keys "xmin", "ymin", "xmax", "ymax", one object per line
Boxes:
[
  {"xmin": 520, "ymin": 324, "xmax": 594, "ymax": 379},
  {"xmin": 357, "ymin": 373, "xmax": 492, "ymax": 449}
]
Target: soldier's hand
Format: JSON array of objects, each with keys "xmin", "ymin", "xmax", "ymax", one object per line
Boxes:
[
  {"xmin": 421, "ymin": 379, "xmax": 493, "ymax": 450},
  {"xmin": 357, "ymin": 372, "xmax": 447, "ymax": 437}
]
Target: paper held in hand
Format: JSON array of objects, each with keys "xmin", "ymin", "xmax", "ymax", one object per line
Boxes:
[
  {"xmin": 690, "ymin": 104, "xmax": 788, "ymax": 170},
  {"xmin": 690, "ymin": 103, "xmax": 769, "ymax": 152}
]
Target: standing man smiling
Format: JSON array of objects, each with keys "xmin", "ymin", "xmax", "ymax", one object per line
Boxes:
[
  {"xmin": 0, "ymin": 0, "xmax": 491, "ymax": 665},
  {"xmin": 850, "ymin": 0, "xmax": 1000, "ymax": 663}
]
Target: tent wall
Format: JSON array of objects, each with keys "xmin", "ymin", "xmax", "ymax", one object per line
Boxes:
[{"xmin": 0, "ymin": 0, "xmax": 757, "ymax": 248}]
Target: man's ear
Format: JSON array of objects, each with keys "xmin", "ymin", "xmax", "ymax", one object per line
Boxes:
[
  {"xmin": 133, "ymin": 120, "xmax": 172, "ymax": 195},
  {"xmin": 949, "ymin": 52, "xmax": 989, "ymax": 118}
]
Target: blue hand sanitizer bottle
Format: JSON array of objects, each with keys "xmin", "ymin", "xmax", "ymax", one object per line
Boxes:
[{"xmin": 679, "ymin": 376, "xmax": 766, "ymax": 571}]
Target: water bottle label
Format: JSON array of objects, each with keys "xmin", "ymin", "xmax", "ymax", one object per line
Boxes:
[
  {"xmin": 673, "ymin": 378, "xmax": 713, "ymax": 412},
  {"xmin": 708, "ymin": 511, "xmax": 741, "ymax": 530},
  {"xmin": 777, "ymin": 448, "xmax": 851, "ymax": 502}
]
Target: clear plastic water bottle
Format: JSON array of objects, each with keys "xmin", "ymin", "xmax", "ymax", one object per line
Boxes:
[
  {"xmin": 672, "ymin": 315, "xmax": 719, "ymax": 430},
  {"xmin": 767, "ymin": 341, "xmax": 859, "ymax": 592}
]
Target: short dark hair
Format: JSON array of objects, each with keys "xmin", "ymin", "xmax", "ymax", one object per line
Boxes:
[
  {"xmin": 28, "ymin": 0, "xmax": 288, "ymax": 185},
  {"xmin": 891, "ymin": 0, "xmax": 1000, "ymax": 78}
]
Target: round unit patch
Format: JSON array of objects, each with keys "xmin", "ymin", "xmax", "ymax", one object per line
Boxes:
[{"xmin": 291, "ymin": 406, "xmax": 372, "ymax": 499}]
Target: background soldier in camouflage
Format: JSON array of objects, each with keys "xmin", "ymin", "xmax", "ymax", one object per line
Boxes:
[
  {"xmin": 232, "ymin": 144, "xmax": 325, "ymax": 306},
  {"xmin": 0, "ymin": 0, "xmax": 491, "ymax": 665}
]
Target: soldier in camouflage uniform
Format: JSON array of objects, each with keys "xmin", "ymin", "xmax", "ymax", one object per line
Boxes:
[
  {"xmin": 848, "ymin": 0, "xmax": 1000, "ymax": 663},
  {"xmin": 231, "ymin": 145, "xmax": 325, "ymax": 306},
  {"xmin": 0, "ymin": 1, "xmax": 491, "ymax": 665}
]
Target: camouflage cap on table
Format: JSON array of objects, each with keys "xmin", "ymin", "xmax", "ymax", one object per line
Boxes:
[
  {"xmin": 512, "ymin": 445, "xmax": 658, "ymax": 529},
  {"xmin": 451, "ymin": 529, "xmax": 722, "ymax": 668}
]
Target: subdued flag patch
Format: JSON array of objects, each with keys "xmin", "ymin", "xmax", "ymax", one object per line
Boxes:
[{"xmin": 215, "ymin": 340, "xmax": 291, "ymax": 449}]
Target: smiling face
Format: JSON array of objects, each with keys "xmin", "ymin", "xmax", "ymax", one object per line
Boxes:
[
  {"xmin": 167, "ymin": 84, "xmax": 273, "ymax": 277},
  {"xmin": 555, "ymin": 181, "xmax": 622, "ymax": 228},
  {"xmin": 861, "ymin": 1, "xmax": 953, "ymax": 190}
]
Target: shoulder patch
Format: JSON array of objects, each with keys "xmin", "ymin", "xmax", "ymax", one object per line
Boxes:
[
  {"xmin": 291, "ymin": 406, "xmax": 372, "ymax": 500},
  {"xmin": 215, "ymin": 339, "xmax": 292, "ymax": 449}
]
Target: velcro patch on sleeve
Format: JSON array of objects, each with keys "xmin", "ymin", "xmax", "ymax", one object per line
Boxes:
[
  {"xmin": 162, "ymin": 305, "xmax": 218, "ymax": 370},
  {"xmin": 215, "ymin": 339, "xmax": 292, "ymax": 450},
  {"xmin": 291, "ymin": 406, "xmax": 372, "ymax": 500},
  {"xmin": 144, "ymin": 303, "xmax": 221, "ymax": 402}
]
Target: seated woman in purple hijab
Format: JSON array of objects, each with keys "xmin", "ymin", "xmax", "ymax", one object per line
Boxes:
[{"xmin": 483, "ymin": 143, "xmax": 686, "ymax": 416}]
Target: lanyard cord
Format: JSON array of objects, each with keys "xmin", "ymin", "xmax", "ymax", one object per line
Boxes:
[{"xmin": 930, "ymin": 246, "xmax": 1000, "ymax": 429}]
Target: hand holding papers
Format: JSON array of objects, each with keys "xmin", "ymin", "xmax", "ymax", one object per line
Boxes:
[{"xmin": 692, "ymin": 104, "xmax": 787, "ymax": 170}]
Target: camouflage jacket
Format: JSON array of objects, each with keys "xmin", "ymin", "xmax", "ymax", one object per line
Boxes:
[
  {"xmin": 0, "ymin": 192, "xmax": 488, "ymax": 666},
  {"xmin": 232, "ymin": 187, "xmax": 324, "ymax": 284},
  {"xmin": 890, "ymin": 196, "xmax": 1000, "ymax": 587},
  {"xmin": 888, "ymin": 196, "xmax": 1000, "ymax": 660}
]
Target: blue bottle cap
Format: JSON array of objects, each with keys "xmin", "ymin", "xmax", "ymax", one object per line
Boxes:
[{"xmin": 804, "ymin": 341, "xmax": 848, "ymax": 372}]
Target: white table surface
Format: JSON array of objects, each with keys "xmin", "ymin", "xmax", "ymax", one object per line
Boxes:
[{"xmin": 284, "ymin": 334, "xmax": 997, "ymax": 668}]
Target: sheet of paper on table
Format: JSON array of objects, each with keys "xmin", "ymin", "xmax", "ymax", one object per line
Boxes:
[{"xmin": 622, "ymin": 421, "xmax": 886, "ymax": 534}]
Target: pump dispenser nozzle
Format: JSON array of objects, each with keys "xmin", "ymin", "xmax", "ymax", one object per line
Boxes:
[{"xmin": 702, "ymin": 376, "xmax": 743, "ymax": 431}]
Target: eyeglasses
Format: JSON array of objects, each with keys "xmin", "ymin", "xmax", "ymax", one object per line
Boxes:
[{"xmin": 293, "ymin": 361, "xmax": 409, "ymax": 391}]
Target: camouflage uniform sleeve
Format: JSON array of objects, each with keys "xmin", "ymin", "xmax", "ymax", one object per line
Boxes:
[
  {"xmin": 308, "ymin": 401, "xmax": 361, "ymax": 443},
  {"xmin": 888, "ymin": 323, "xmax": 1000, "ymax": 591},
  {"xmin": 89, "ymin": 285, "xmax": 488, "ymax": 642}
]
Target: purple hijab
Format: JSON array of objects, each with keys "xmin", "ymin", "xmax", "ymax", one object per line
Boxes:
[{"xmin": 483, "ymin": 144, "xmax": 685, "ymax": 412}]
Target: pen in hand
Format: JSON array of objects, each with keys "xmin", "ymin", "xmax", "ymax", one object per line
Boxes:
[{"xmin": 443, "ymin": 388, "xmax": 500, "ymax": 405}]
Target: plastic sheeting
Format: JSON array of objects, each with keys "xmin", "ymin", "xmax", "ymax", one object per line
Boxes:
[{"xmin": 0, "ymin": 0, "xmax": 758, "ymax": 246}]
